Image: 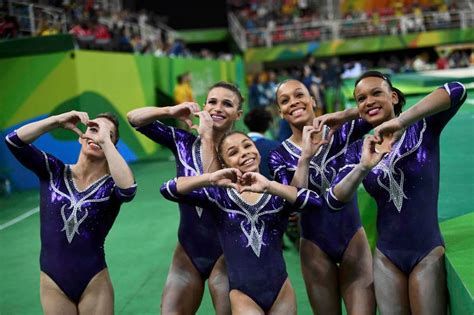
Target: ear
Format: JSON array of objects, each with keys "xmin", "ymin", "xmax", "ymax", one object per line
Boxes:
[
  {"xmin": 236, "ymin": 110, "xmax": 243, "ymax": 120},
  {"xmin": 391, "ymin": 90, "xmax": 399, "ymax": 106},
  {"xmin": 311, "ymin": 97, "xmax": 317, "ymax": 110}
]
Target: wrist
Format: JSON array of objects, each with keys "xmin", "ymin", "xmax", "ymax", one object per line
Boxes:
[
  {"xmin": 396, "ymin": 115, "xmax": 409, "ymax": 129},
  {"xmin": 356, "ymin": 163, "xmax": 372, "ymax": 173},
  {"xmin": 298, "ymin": 155, "xmax": 312, "ymax": 165},
  {"xmin": 49, "ymin": 115, "xmax": 62, "ymax": 128},
  {"xmin": 345, "ymin": 107, "xmax": 359, "ymax": 120}
]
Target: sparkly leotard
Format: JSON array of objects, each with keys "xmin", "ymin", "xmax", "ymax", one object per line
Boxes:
[
  {"xmin": 5, "ymin": 131, "xmax": 137, "ymax": 303},
  {"xmin": 269, "ymin": 119, "xmax": 371, "ymax": 262},
  {"xmin": 133, "ymin": 121, "xmax": 222, "ymax": 279},
  {"xmin": 327, "ymin": 82, "xmax": 467, "ymax": 274},
  {"xmin": 160, "ymin": 179, "xmax": 322, "ymax": 312}
]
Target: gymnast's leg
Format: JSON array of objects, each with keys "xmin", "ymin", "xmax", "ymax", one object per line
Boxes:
[
  {"xmin": 40, "ymin": 272, "xmax": 78, "ymax": 315},
  {"xmin": 161, "ymin": 242, "xmax": 205, "ymax": 315},
  {"xmin": 208, "ymin": 255, "xmax": 231, "ymax": 315},
  {"xmin": 300, "ymin": 238, "xmax": 341, "ymax": 315},
  {"xmin": 339, "ymin": 228, "xmax": 375, "ymax": 315},
  {"xmin": 78, "ymin": 268, "xmax": 114, "ymax": 315},
  {"xmin": 373, "ymin": 248, "xmax": 410, "ymax": 315},
  {"xmin": 408, "ymin": 246, "xmax": 447, "ymax": 315},
  {"xmin": 268, "ymin": 278, "xmax": 297, "ymax": 315},
  {"xmin": 229, "ymin": 290, "xmax": 264, "ymax": 315}
]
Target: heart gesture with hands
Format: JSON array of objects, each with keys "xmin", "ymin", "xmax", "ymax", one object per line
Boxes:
[
  {"xmin": 239, "ymin": 172, "xmax": 270, "ymax": 194},
  {"xmin": 360, "ymin": 135, "xmax": 391, "ymax": 170},
  {"xmin": 312, "ymin": 111, "xmax": 348, "ymax": 141},
  {"xmin": 209, "ymin": 168, "xmax": 243, "ymax": 191},
  {"xmin": 169, "ymin": 102, "xmax": 201, "ymax": 129},
  {"xmin": 55, "ymin": 110, "xmax": 90, "ymax": 137},
  {"xmin": 301, "ymin": 125, "xmax": 329, "ymax": 160},
  {"xmin": 83, "ymin": 120, "xmax": 114, "ymax": 146},
  {"xmin": 373, "ymin": 117, "xmax": 405, "ymax": 147}
]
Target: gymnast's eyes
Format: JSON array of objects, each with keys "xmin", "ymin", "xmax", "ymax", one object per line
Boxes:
[
  {"xmin": 356, "ymin": 95, "xmax": 365, "ymax": 103},
  {"xmin": 279, "ymin": 97, "xmax": 289, "ymax": 105},
  {"xmin": 223, "ymin": 100, "xmax": 234, "ymax": 108},
  {"xmin": 89, "ymin": 127, "xmax": 99, "ymax": 133}
]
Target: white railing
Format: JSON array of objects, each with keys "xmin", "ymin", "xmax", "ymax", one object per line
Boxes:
[
  {"xmin": 228, "ymin": 13, "xmax": 248, "ymax": 51},
  {"xmin": 229, "ymin": 9, "xmax": 474, "ymax": 49},
  {"xmin": 9, "ymin": 0, "xmax": 68, "ymax": 35}
]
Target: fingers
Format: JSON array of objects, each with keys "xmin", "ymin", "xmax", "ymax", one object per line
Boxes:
[
  {"xmin": 70, "ymin": 126, "xmax": 84, "ymax": 138},
  {"xmin": 78, "ymin": 112, "xmax": 90, "ymax": 125}
]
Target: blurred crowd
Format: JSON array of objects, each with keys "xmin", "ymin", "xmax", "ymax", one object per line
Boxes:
[
  {"xmin": 247, "ymin": 49, "xmax": 473, "ymax": 113},
  {"xmin": 0, "ymin": 0, "xmax": 233, "ymax": 60},
  {"xmin": 228, "ymin": 0, "xmax": 468, "ymax": 47}
]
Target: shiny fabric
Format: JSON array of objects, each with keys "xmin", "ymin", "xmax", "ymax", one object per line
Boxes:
[
  {"xmin": 328, "ymin": 83, "xmax": 467, "ymax": 274},
  {"xmin": 269, "ymin": 119, "xmax": 371, "ymax": 262},
  {"xmin": 161, "ymin": 179, "xmax": 322, "ymax": 312},
  {"xmin": 5, "ymin": 131, "xmax": 136, "ymax": 303},
  {"xmin": 134, "ymin": 120, "xmax": 222, "ymax": 279}
]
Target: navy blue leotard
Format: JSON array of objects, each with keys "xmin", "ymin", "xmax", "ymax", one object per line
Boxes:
[
  {"xmin": 5, "ymin": 131, "xmax": 137, "ymax": 303},
  {"xmin": 269, "ymin": 119, "xmax": 371, "ymax": 262},
  {"xmin": 160, "ymin": 179, "xmax": 322, "ymax": 312},
  {"xmin": 134, "ymin": 120, "xmax": 222, "ymax": 279},
  {"xmin": 327, "ymin": 82, "xmax": 467, "ymax": 274}
]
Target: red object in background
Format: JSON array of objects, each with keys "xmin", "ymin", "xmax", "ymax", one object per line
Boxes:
[
  {"xmin": 94, "ymin": 24, "xmax": 111, "ymax": 40},
  {"xmin": 436, "ymin": 57, "xmax": 449, "ymax": 70}
]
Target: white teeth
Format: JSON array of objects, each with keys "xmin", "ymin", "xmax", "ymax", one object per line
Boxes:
[
  {"xmin": 243, "ymin": 158, "xmax": 255, "ymax": 166},
  {"xmin": 211, "ymin": 115, "xmax": 225, "ymax": 121},
  {"xmin": 291, "ymin": 108, "xmax": 304, "ymax": 115}
]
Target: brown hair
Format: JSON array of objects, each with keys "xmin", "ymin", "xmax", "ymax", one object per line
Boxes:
[
  {"xmin": 96, "ymin": 112, "xmax": 120, "ymax": 144},
  {"xmin": 208, "ymin": 81, "xmax": 244, "ymax": 110},
  {"xmin": 216, "ymin": 131, "xmax": 254, "ymax": 166}
]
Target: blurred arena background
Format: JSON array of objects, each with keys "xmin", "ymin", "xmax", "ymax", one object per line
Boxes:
[{"xmin": 0, "ymin": 0, "xmax": 473, "ymax": 314}]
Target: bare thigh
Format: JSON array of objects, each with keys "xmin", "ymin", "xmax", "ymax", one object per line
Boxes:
[
  {"xmin": 373, "ymin": 248, "xmax": 410, "ymax": 315},
  {"xmin": 208, "ymin": 255, "xmax": 231, "ymax": 315},
  {"xmin": 268, "ymin": 278, "xmax": 297, "ymax": 315},
  {"xmin": 229, "ymin": 289, "xmax": 264, "ymax": 315},
  {"xmin": 339, "ymin": 228, "xmax": 375, "ymax": 315},
  {"xmin": 161, "ymin": 242, "xmax": 205, "ymax": 315},
  {"xmin": 300, "ymin": 238, "xmax": 341, "ymax": 315},
  {"xmin": 40, "ymin": 271, "xmax": 78, "ymax": 315},
  {"xmin": 78, "ymin": 268, "xmax": 114, "ymax": 315},
  {"xmin": 409, "ymin": 246, "xmax": 447, "ymax": 315}
]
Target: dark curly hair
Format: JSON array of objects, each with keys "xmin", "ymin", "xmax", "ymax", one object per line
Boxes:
[{"xmin": 244, "ymin": 108, "xmax": 273, "ymax": 133}]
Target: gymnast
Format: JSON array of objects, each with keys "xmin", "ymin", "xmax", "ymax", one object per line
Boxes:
[
  {"xmin": 5, "ymin": 110, "xmax": 136, "ymax": 314},
  {"xmin": 327, "ymin": 71, "xmax": 466, "ymax": 314},
  {"xmin": 127, "ymin": 82, "xmax": 243, "ymax": 314},
  {"xmin": 160, "ymin": 130, "xmax": 325, "ymax": 314},
  {"xmin": 269, "ymin": 79, "xmax": 375, "ymax": 314}
]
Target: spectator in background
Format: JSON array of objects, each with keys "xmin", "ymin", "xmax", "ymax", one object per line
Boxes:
[
  {"xmin": 0, "ymin": 13, "xmax": 19, "ymax": 39},
  {"xmin": 69, "ymin": 20, "xmax": 94, "ymax": 49},
  {"xmin": 36, "ymin": 19, "xmax": 60, "ymax": 36},
  {"xmin": 174, "ymin": 72, "xmax": 194, "ymax": 104},
  {"xmin": 244, "ymin": 108, "xmax": 280, "ymax": 179}
]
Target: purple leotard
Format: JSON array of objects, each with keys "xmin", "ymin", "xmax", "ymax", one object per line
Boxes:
[
  {"xmin": 133, "ymin": 120, "xmax": 222, "ymax": 279},
  {"xmin": 269, "ymin": 119, "xmax": 371, "ymax": 262},
  {"xmin": 160, "ymin": 179, "xmax": 322, "ymax": 312},
  {"xmin": 5, "ymin": 131, "xmax": 137, "ymax": 303},
  {"xmin": 327, "ymin": 82, "xmax": 467, "ymax": 274}
]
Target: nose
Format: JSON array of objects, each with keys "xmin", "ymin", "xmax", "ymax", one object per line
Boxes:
[{"xmin": 365, "ymin": 95, "xmax": 376, "ymax": 107}]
